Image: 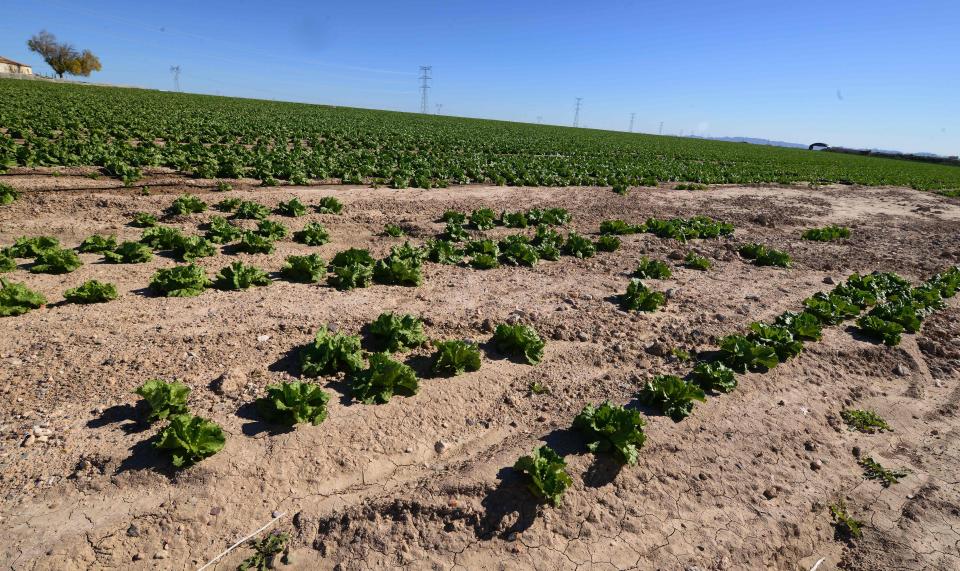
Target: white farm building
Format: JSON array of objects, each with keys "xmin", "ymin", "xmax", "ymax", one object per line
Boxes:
[{"xmin": 0, "ymin": 57, "xmax": 33, "ymax": 75}]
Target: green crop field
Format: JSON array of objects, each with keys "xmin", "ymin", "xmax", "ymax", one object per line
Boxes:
[{"xmin": 2, "ymin": 78, "xmax": 959, "ymax": 191}]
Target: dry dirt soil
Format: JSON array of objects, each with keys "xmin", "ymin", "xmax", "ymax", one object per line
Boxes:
[{"xmin": 1, "ymin": 173, "xmax": 959, "ymax": 571}]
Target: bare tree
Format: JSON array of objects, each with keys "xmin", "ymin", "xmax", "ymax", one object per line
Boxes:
[{"xmin": 26, "ymin": 30, "xmax": 101, "ymax": 78}]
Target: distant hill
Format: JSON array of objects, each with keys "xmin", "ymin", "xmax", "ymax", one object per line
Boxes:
[{"xmin": 688, "ymin": 135, "xmax": 807, "ymax": 149}]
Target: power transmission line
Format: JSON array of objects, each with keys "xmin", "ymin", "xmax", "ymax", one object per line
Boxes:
[
  {"xmin": 629, "ymin": 113, "xmax": 635, "ymax": 133},
  {"xmin": 419, "ymin": 66, "xmax": 432, "ymax": 114},
  {"xmin": 659, "ymin": 121, "xmax": 664, "ymax": 135},
  {"xmin": 435, "ymin": 103, "xmax": 443, "ymax": 115},
  {"xmin": 536, "ymin": 116, "xmax": 543, "ymax": 124},
  {"xmin": 169, "ymin": 65, "xmax": 181, "ymax": 92},
  {"xmin": 573, "ymin": 97, "xmax": 582, "ymax": 127}
]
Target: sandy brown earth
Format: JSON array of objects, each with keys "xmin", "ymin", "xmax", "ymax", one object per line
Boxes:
[{"xmin": 1, "ymin": 174, "xmax": 959, "ymax": 571}]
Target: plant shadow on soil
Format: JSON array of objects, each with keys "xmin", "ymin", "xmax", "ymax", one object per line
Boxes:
[
  {"xmin": 474, "ymin": 466, "xmax": 542, "ymax": 540},
  {"xmin": 541, "ymin": 426, "xmax": 624, "ymax": 488},
  {"xmin": 86, "ymin": 405, "xmax": 179, "ymax": 476},
  {"xmin": 86, "ymin": 402, "xmax": 153, "ymax": 435},
  {"xmin": 235, "ymin": 401, "xmax": 295, "ymax": 437}
]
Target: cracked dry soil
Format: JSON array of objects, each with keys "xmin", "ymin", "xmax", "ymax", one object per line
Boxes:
[{"xmin": 1, "ymin": 175, "xmax": 959, "ymax": 570}]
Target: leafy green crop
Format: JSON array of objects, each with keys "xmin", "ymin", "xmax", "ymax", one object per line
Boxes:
[
  {"xmin": 441, "ymin": 210, "xmax": 466, "ymax": 224},
  {"xmin": 215, "ymin": 198, "xmax": 242, "ymax": 212},
  {"xmin": 638, "ymin": 375, "xmax": 706, "ymax": 421},
  {"xmin": 690, "ymin": 361, "xmax": 737, "ymax": 393},
  {"xmin": 858, "ymin": 456, "xmax": 907, "ymax": 487},
  {"xmin": 30, "ymin": 248, "xmax": 82, "ymax": 274},
  {"xmin": 63, "ymin": 280, "xmax": 117, "ymax": 304},
  {"xmin": 675, "ymin": 183, "xmax": 707, "ymax": 190},
  {"xmin": 238, "ymin": 231, "xmax": 275, "ymax": 254},
  {"xmin": 620, "ymin": 279, "xmax": 666, "ymax": 312},
  {"xmin": 254, "ymin": 220, "xmax": 287, "ymax": 241},
  {"xmin": 500, "ymin": 235, "xmax": 540, "ymax": 266},
  {"xmin": 431, "ymin": 340, "xmax": 482, "ymax": 376},
  {"xmin": 493, "ymin": 323, "xmax": 545, "ymax": 365},
  {"xmin": 214, "ymin": 261, "xmax": 271, "ymax": 290},
  {"xmin": 257, "ymin": 381, "xmax": 330, "ymax": 426},
  {"xmin": 747, "ymin": 322, "xmax": 804, "ymax": 362},
  {"xmin": 563, "ymin": 232, "xmax": 596, "ymax": 258},
  {"xmin": 573, "ymin": 401, "xmax": 647, "ymax": 465},
  {"xmin": 443, "ymin": 222, "xmax": 469, "ymax": 242},
  {"xmin": 383, "ymin": 223, "xmax": 404, "ymax": 237},
  {"xmin": 293, "ymin": 221, "xmax": 330, "ymax": 246},
  {"xmin": 468, "ymin": 208, "xmax": 496, "ymax": 230},
  {"xmin": 149, "ymin": 264, "xmax": 211, "ymax": 297},
  {"xmin": 131, "ymin": 212, "xmax": 158, "ymax": 227},
  {"xmin": 425, "ymin": 239, "xmax": 463, "ymax": 264},
  {"xmin": 205, "ymin": 216, "xmax": 243, "ymax": 244},
  {"xmin": 104, "ymin": 241, "xmax": 152, "ymax": 264},
  {"xmin": 633, "ymin": 257, "xmax": 672, "ymax": 279},
  {"xmin": 9, "ymin": 236, "xmax": 60, "ymax": 257},
  {"xmin": 215, "ymin": 180, "xmax": 233, "ymax": 192},
  {"xmin": 234, "ymin": 200, "xmax": 271, "ymax": 220},
  {"xmin": 868, "ymin": 299, "xmax": 922, "ymax": 333},
  {"xmin": 369, "ymin": 312, "xmax": 428, "ymax": 352},
  {"xmin": 280, "ymin": 253, "xmax": 326, "ymax": 283},
  {"xmin": 174, "ymin": 235, "xmax": 217, "ymax": 261},
  {"xmin": 470, "ymin": 254, "xmax": 499, "ymax": 269},
  {"xmin": 166, "ymin": 194, "xmax": 207, "ymax": 216},
  {"xmin": 683, "ymin": 252, "xmax": 711, "ymax": 270},
  {"xmin": 238, "ymin": 530, "xmax": 289, "ymax": 571},
  {"xmin": 0, "ymin": 183, "xmax": 20, "ymax": 205},
  {"xmin": 154, "ymin": 414, "xmax": 226, "ymax": 468},
  {"xmin": 513, "ymin": 446, "xmax": 572, "ymax": 507},
  {"xmin": 77, "ymin": 234, "xmax": 117, "ymax": 253},
  {"xmin": 803, "ymin": 292, "xmax": 860, "ymax": 324},
  {"xmin": 718, "ymin": 334, "xmax": 779, "ymax": 372},
  {"xmin": 739, "ymin": 243, "xmax": 791, "ymax": 267},
  {"xmin": 803, "ymin": 225, "xmax": 850, "ymax": 241},
  {"xmin": 599, "ymin": 219, "xmax": 640, "ymax": 235},
  {"xmin": 329, "ymin": 248, "xmax": 375, "ymax": 289},
  {"xmin": 350, "ymin": 352, "xmax": 419, "ymax": 404},
  {"xmin": 773, "ymin": 310, "xmax": 823, "ymax": 341},
  {"xmin": 841, "ymin": 409, "xmax": 892, "ymax": 433},
  {"xmin": 856, "ymin": 315, "xmax": 903, "ymax": 346},
  {"xmin": 315, "ymin": 196, "xmax": 344, "ymax": 214},
  {"xmin": 0, "ymin": 251, "xmax": 15, "ymax": 273},
  {"xmin": 500, "ymin": 211, "xmax": 528, "ymax": 228},
  {"xmin": 594, "ymin": 235, "xmax": 621, "ymax": 252},
  {"xmin": 645, "ymin": 216, "xmax": 733, "ymax": 241},
  {"xmin": 373, "ymin": 242, "xmax": 424, "ymax": 286},
  {"xmin": 140, "ymin": 225, "xmax": 185, "ymax": 250},
  {"xmin": 527, "ymin": 208, "xmax": 570, "ymax": 226},
  {"xmin": 276, "ymin": 197, "xmax": 307, "ymax": 217},
  {"xmin": 134, "ymin": 379, "xmax": 191, "ymax": 422},
  {"xmin": 0, "ymin": 278, "xmax": 47, "ymax": 316},
  {"xmin": 300, "ymin": 325, "xmax": 365, "ymax": 376},
  {"xmin": 829, "ymin": 500, "xmax": 863, "ymax": 540}
]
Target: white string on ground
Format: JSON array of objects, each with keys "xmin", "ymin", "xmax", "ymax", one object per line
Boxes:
[
  {"xmin": 809, "ymin": 557, "xmax": 826, "ymax": 571},
  {"xmin": 197, "ymin": 511, "xmax": 287, "ymax": 571}
]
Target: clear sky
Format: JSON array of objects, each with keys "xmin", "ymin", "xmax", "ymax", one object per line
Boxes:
[{"xmin": 1, "ymin": 0, "xmax": 957, "ymax": 155}]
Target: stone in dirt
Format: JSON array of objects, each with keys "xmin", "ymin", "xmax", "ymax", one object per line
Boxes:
[{"xmin": 211, "ymin": 368, "xmax": 246, "ymax": 397}]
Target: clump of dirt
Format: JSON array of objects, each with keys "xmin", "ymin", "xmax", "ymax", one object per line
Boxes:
[{"xmin": 1, "ymin": 176, "xmax": 959, "ymax": 570}]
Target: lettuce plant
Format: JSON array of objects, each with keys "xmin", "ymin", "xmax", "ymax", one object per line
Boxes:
[
  {"xmin": 135, "ymin": 379, "xmax": 191, "ymax": 422},
  {"xmin": 215, "ymin": 198, "xmax": 242, "ymax": 212},
  {"xmin": 280, "ymin": 254, "xmax": 326, "ymax": 283},
  {"xmin": 0, "ymin": 251, "xmax": 15, "ymax": 272},
  {"xmin": 63, "ymin": 280, "xmax": 117, "ymax": 304},
  {"xmin": 513, "ymin": 446, "xmax": 572, "ymax": 507},
  {"xmin": 373, "ymin": 242, "xmax": 424, "ymax": 286},
  {"xmin": 718, "ymin": 334, "xmax": 779, "ymax": 372},
  {"xmin": 683, "ymin": 252, "xmax": 711, "ymax": 270},
  {"xmin": 370, "ymin": 312, "xmax": 427, "ymax": 352},
  {"xmin": 104, "ymin": 241, "xmax": 152, "ymax": 264},
  {"xmin": 234, "ymin": 200, "xmax": 271, "ymax": 220},
  {"xmin": 30, "ymin": 248, "xmax": 82, "ymax": 274},
  {"xmin": 238, "ymin": 531, "xmax": 289, "ymax": 571},
  {"xmin": 443, "ymin": 222, "xmax": 469, "ymax": 242},
  {"xmin": 0, "ymin": 278, "xmax": 46, "ymax": 316},
  {"xmin": 620, "ymin": 279, "xmax": 665, "ymax": 312},
  {"xmin": 563, "ymin": 232, "xmax": 596, "ymax": 258},
  {"xmin": 856, "ymin": 315, "xmax": 903, "ymax": 346},
  {"xmin": 205, "ymin": 216, "xmax": 243, "ymax": 244},
  {"xmin": 276, "ymin": 197, "xmax": 307, "ymax": 217},
  {"xmin": 526, "ymin": 208, "xmax": 570, "ymax": 226},
  {"xmin": 638, "ymin": 375, "xmax": 706, "ymax": 422},
  {"xmin": 829, "ymin": 500, "xmax": 863, "ymax": 540},
  {"xmin": 239, "ymin": 231, "xmax": 274, "ymax": 254},
  {"xmin": 532, "ymin": 225, "xmax": 564, "ymax": 260},
  {"xmin": 441, "ymin": 210, "xmax": 466, "ymax": 224},
  {"xmin": 841, "ymin": 409, "xmax": 892, "ymax": 433},
  {"xmin": 315, "ymin": 196, "xmax": 344, "ymax": 214},
  {"xmin": 868, "ymin": 299, "xmax": 922, "ymax": 333},
  {"xmin": 329, "ymin": 248, "xmax": 375, "ymax": 289},
  {"xmin": 425, "ymin": 239, "xmax": 463, "ymax": 264},
  {"xmin": 633, "ymin": 257, "xmax": 671, "ymax": 279},
  {"xmin": 10, "ymin": 236, "xmax": 60, "ymax": 257},
  {"xmin": 802, "ymin": 225, "xmax": 850, "ymax": 241},
  {"xmin": 383, "ymin": 223, "xmax": 404, "ymax": 237},
  {"xmin": 149, "ymin": 264, "xmax": 211, "ymax": 297},
  {"xmin": 0, "ymin": 183, "xmax": 19, "ymax": 205},
  {"xmin": 774, "ymin": 310, "xmax": 823, "ymax": 341},
  {"xmin": 739, "ymin": 243, "xmax": 791, "ymax": 267},
  {"xmin": 300, "ymin": 325, "xmax": 365, "ymax": 376},
  {"xmin": 690, "ymin": 361, "xmax": 737, "ymax": 393},
  {"xmin": 256, "ymin": 219, "xmax": 289, "ymax": 240},
  {"xmin": 573, "ymin": 401, "xmax": 647, "ymax": 465},
  {"xmin": 293, "ymin": 221, "xmax": 330, "ymax": 246},
  {"xmin": 431, "ymin": 340, "xmax": 482, "ymax": 376},
  {"xmin": 500, "ymin": 235, "xmax": 540, "ymax": 267},
  {"xmin": 257, "ymin": 381, "xmax": 330, "ymax": 425},
  {"xmin": 803, "ymin": 292, "xmax": 860, "ymax": 324},
  {"xmin": 599, "ymin": 219, "xmax": 640, "ymax": 235},
  {"xmin": 469, "ymin": 254, "xmax": 498, "ymax": 269},
  {"xmin": 500, "ymin": 211, "xmax": 528, "ymax": 228},
  {"xmin": 214, "ymin": 261, "xmax": 271, "ymax": 290},
  {"xmin": 154, "ymin": 414, "xmax": 226, "ymax": 468},
  {"xmin": 747, "ymin": 322, "xmax": 803, "ymax": 362},
  {"xmin": 174, "ymin": 235, "xmax": 217, "ymax": 261},
  {"xmin": 493, "ymin": 323, "xmax": 544, "ymax": 365},
  {"xmin": 77, "ymin": 234, "xmax": 117, "ymax": 253},
  {"xmin": 131, "ymin": 212, "xmax": 158, "ymax": 227},
  {"xmin": 140, "ymin": 226, "xmax": 184, "ymax": 250},
  {"xmin": 858, "ymin": 456, "xmax": 907, "ymax": 487},
  {"xmin": 166, "ymin": 194, "xmax": 207, "ymax": 216},
  {"xmin": 350, "ymin": 352, "xmax": 419, "ymax": 404},
  {"xmin": 594, "ymin": 235, "xmax": 621, "ymax": 252},
  {"xmin": 468, "ymin": 208, "xmax": 496, "ymax": 230}
]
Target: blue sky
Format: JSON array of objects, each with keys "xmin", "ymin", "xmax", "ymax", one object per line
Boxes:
[{"xmin": 1, "ymin": 0, "xmax": 957, "ymax": 155}]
